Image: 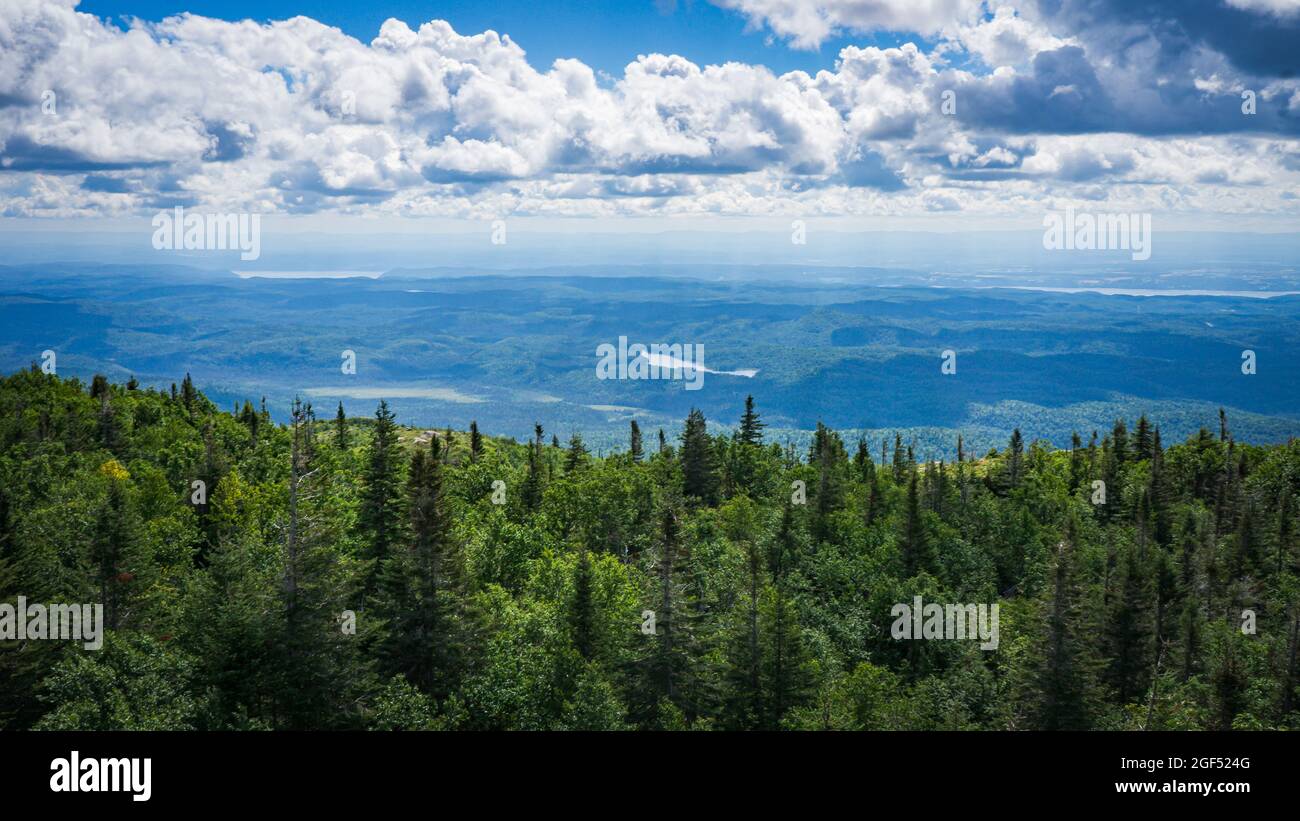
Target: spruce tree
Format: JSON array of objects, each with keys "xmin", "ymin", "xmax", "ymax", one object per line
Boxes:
[
  {"xmin": 1278, "ymin": 488, "xmax": 1294, "ymax": 576},
  {"xmin": 335, "ymin": 402, "xmax": 348, "ymax": 449},
  {"xmin": 1135, "ymin": 415, "xmax": 1152, "ymax": 460},
  {"xmin": 520, "ymin": 438, "xmax": 544, "ymax": 512},
  {"xmin": 274, "ymin": 398, "xmax": 371, "ymax": 728},
  {"xmin": 469, "ymin": 420, "xmax": 483, "ymax": 461},
  {"xmin": 359, "ymin": 400, "xmax": 404, "ymax": 595},
  {"xmin": 570, "ymin": 549, "xmax": 596, "ymax": 661},
  {"xmin": 853, "ymin": 437, "xmax": 873, "ymax": 482},
  {"xmin": 1008, "ymin": 428, "xmax": 1024, "ymax": 488},
  {"xmin": 632, "ymin": 500, "xmax": 710, "ymax": 725},
  {"xmin": 1112, "ymin": 418, "xmax": 1129, "ymax": 464},
  {"xmin": 723, "ymin": 531, "xmax": 764, "ymax": 729},
  {"xmin": 900, "ymin": 471, "xmax": 933, "ymax": 577},
  {"xmin": 738, "ymin": 395, "xmax": 765, "ymax": 446},
  {"xmin": 180, "ymin": 372, "xmax": 198, "ymax": 415},
  {"xmin": 1033, "ymin": 533, "xmax": 1103, "ymax": 729},
  {"xmin": 376, "ymin": 438, "xmax": 469, "ymax": 699},
  {"xmin": 91, "ymin": 472, "xmax": 145, "ymax": 631},
  {"xmin": 565, "ymin": 432, "xmax": 589, "ymax": 472},
  {"xmin": 680, "ymin": 408, "xmax": 718, "ymax": 504},
  {"xmin": 1104, "ymin": 542, "xmax": 1155, "ymax": 704},
  {"xmin": 1069, "ymin": 431, "xmax": 1085, "ymax": 491},
  {"xmin": 629, "ymin": 419, "xmax": 644, "ymax": 462}
]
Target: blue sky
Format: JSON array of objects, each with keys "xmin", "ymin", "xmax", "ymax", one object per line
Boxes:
[
  {"xmin": 75, "ymin": 0, "xmax": 926, "ymax": 77},
  {"xmin": 2, "ymin": 0, "xmax": 1299, "ymax": 232}
]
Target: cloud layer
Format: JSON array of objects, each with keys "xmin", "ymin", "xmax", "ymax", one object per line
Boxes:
[{"xmin": 1, "ymin": 0, "xmax": 1298, "ymax": 221}]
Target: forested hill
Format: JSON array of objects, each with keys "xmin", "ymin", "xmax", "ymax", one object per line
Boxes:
[{"xmin": 1, "ymin": 367, "xmax": 1297, "ymax": 730}]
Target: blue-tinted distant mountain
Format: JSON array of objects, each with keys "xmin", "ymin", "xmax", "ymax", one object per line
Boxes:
[
  {"xmin": 4, "ymin": 226, "xmax": 1299, "ymax": 284},
  {"xmin": 3, "ymin": 262, "xmax": 1297, "ymax": 457}
]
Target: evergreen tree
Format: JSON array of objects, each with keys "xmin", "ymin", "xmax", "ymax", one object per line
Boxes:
[
  {"xmin": 680, "ymin": 409, "xmax": 718, "ymax": 504},
  {"xmin": 469, "ymin": 420, "xmax": 483, "ymax": 461},
  {"xmin": 180, "ymin": 372, "xmax": 198, "ymax": 415},
  {"xmin": 375, "ymin": 438, "xmax": 469, "ymax": 699},
  {"xmin": 1112, "ymin": 418, "xmax": 1129, "ymax": 465},
  {"xmin": 632, "ymin": 500, "xmax": 710, "ymax": 724},
  {"xmin": 892, "ymin": 433, "xmax": 906, "ymax": 482},
  {"xmin": 1069, "ymin": 431, "xmax": 1085, "ymax": 491},
  {"xmin": 91, "ymin": 470, "xmax": 146, "ymax": 631},
  {"xmin": 1135, "ymin": 415, "xmax": 1153, "ymax": 460},
  {"xmin": 570, "ymin": 548, "xmax": 596, "ymax": 662},
  {"xmin": 1032, "ymin": 534, "xmax": 1103, "ymax": 729},
  {"xmin": 565, "ymin": 432, "xmax": 589, "ymax": 472},
  {"xmin": 1008, "ymin": 428, "xmax": 1024, "ymax": 488},
  {"xmin": 1211, "ymin": 636, "xmax": 1248, "ymax": 730},
  {"xmin": 335, "ymin": 402, "xmax": 348, "ymax": 449},
  {"xmin": 629, "ymin": 419, "xmax": 644, "ymax": 462},
  {"xmin": 853, "ymin": 437, "xmax": 874, "ymax": 483},
  {"xmin": 723, "ymin": 527, "xmax": 764, "ymax": 729},
  {"xmin": 813, "ymin": 425, "xmax": 843, "ymax": 543},
  {"xmin": 1179, "ymin": 598, "xmax": 1203, "ymax": 682},
  {"xmin": 900, "ymin": 471, "xmax": 933, "ymax": 577},
  {"xmin": 520, "ymin": 435, "xmax": 544, "ymax": 512},
  {"xmin": 273, "ymin": 397, "xmax": 371, "ymax": 729},
  {"xmin": 359, "ymin": 400, "xmax": 404, "ymax": 595},
  {"xmin": 1278, "ymin": 488, "xmax": 1294, "ymax": 576},
  {"xmin": 1104, "ymin": 542, "xmax": 1155, "ymax": 704},
  {"xmin": 1149, "ymin": 428, "xmax": 1171, "ymax": 546},
  {"xmin": 738, "ymin": 395, "xmax": 765, "ymax": 446}
]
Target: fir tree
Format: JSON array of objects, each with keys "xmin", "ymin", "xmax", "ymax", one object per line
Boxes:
[{"xmin": 738, "ymin": 395, "xmax": 765, "ymax": 446}]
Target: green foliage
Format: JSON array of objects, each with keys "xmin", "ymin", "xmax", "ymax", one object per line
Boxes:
[{"xmin": 2, "ymin": 370, "xmax": 1298, "ymax": 730}]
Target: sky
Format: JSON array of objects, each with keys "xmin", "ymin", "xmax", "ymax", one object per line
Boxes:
[
  {"xmin": 2, "ymin": 0, "xmax": 1300, "ymax": 234},
  {"xmin": 72, "ymin": 0, "xmax": 927, "ymax": 77}
]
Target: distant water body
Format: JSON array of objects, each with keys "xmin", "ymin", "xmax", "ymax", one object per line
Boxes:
[
  {"xmin": 230, "ymin": 272, "xmax": 1300, "ymax": 297},
  {"xmin": 939, "ymin": 285, "xmax": 1300, "ymax": 298},
  {"xmin": 233, "ymin": 270, "xmax": 383, "ymax": 279}
]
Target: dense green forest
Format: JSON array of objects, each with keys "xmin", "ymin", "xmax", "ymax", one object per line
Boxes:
[{"xmin": 1, "ymin": 367, "xmax": 1297, "ymax": 731}]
